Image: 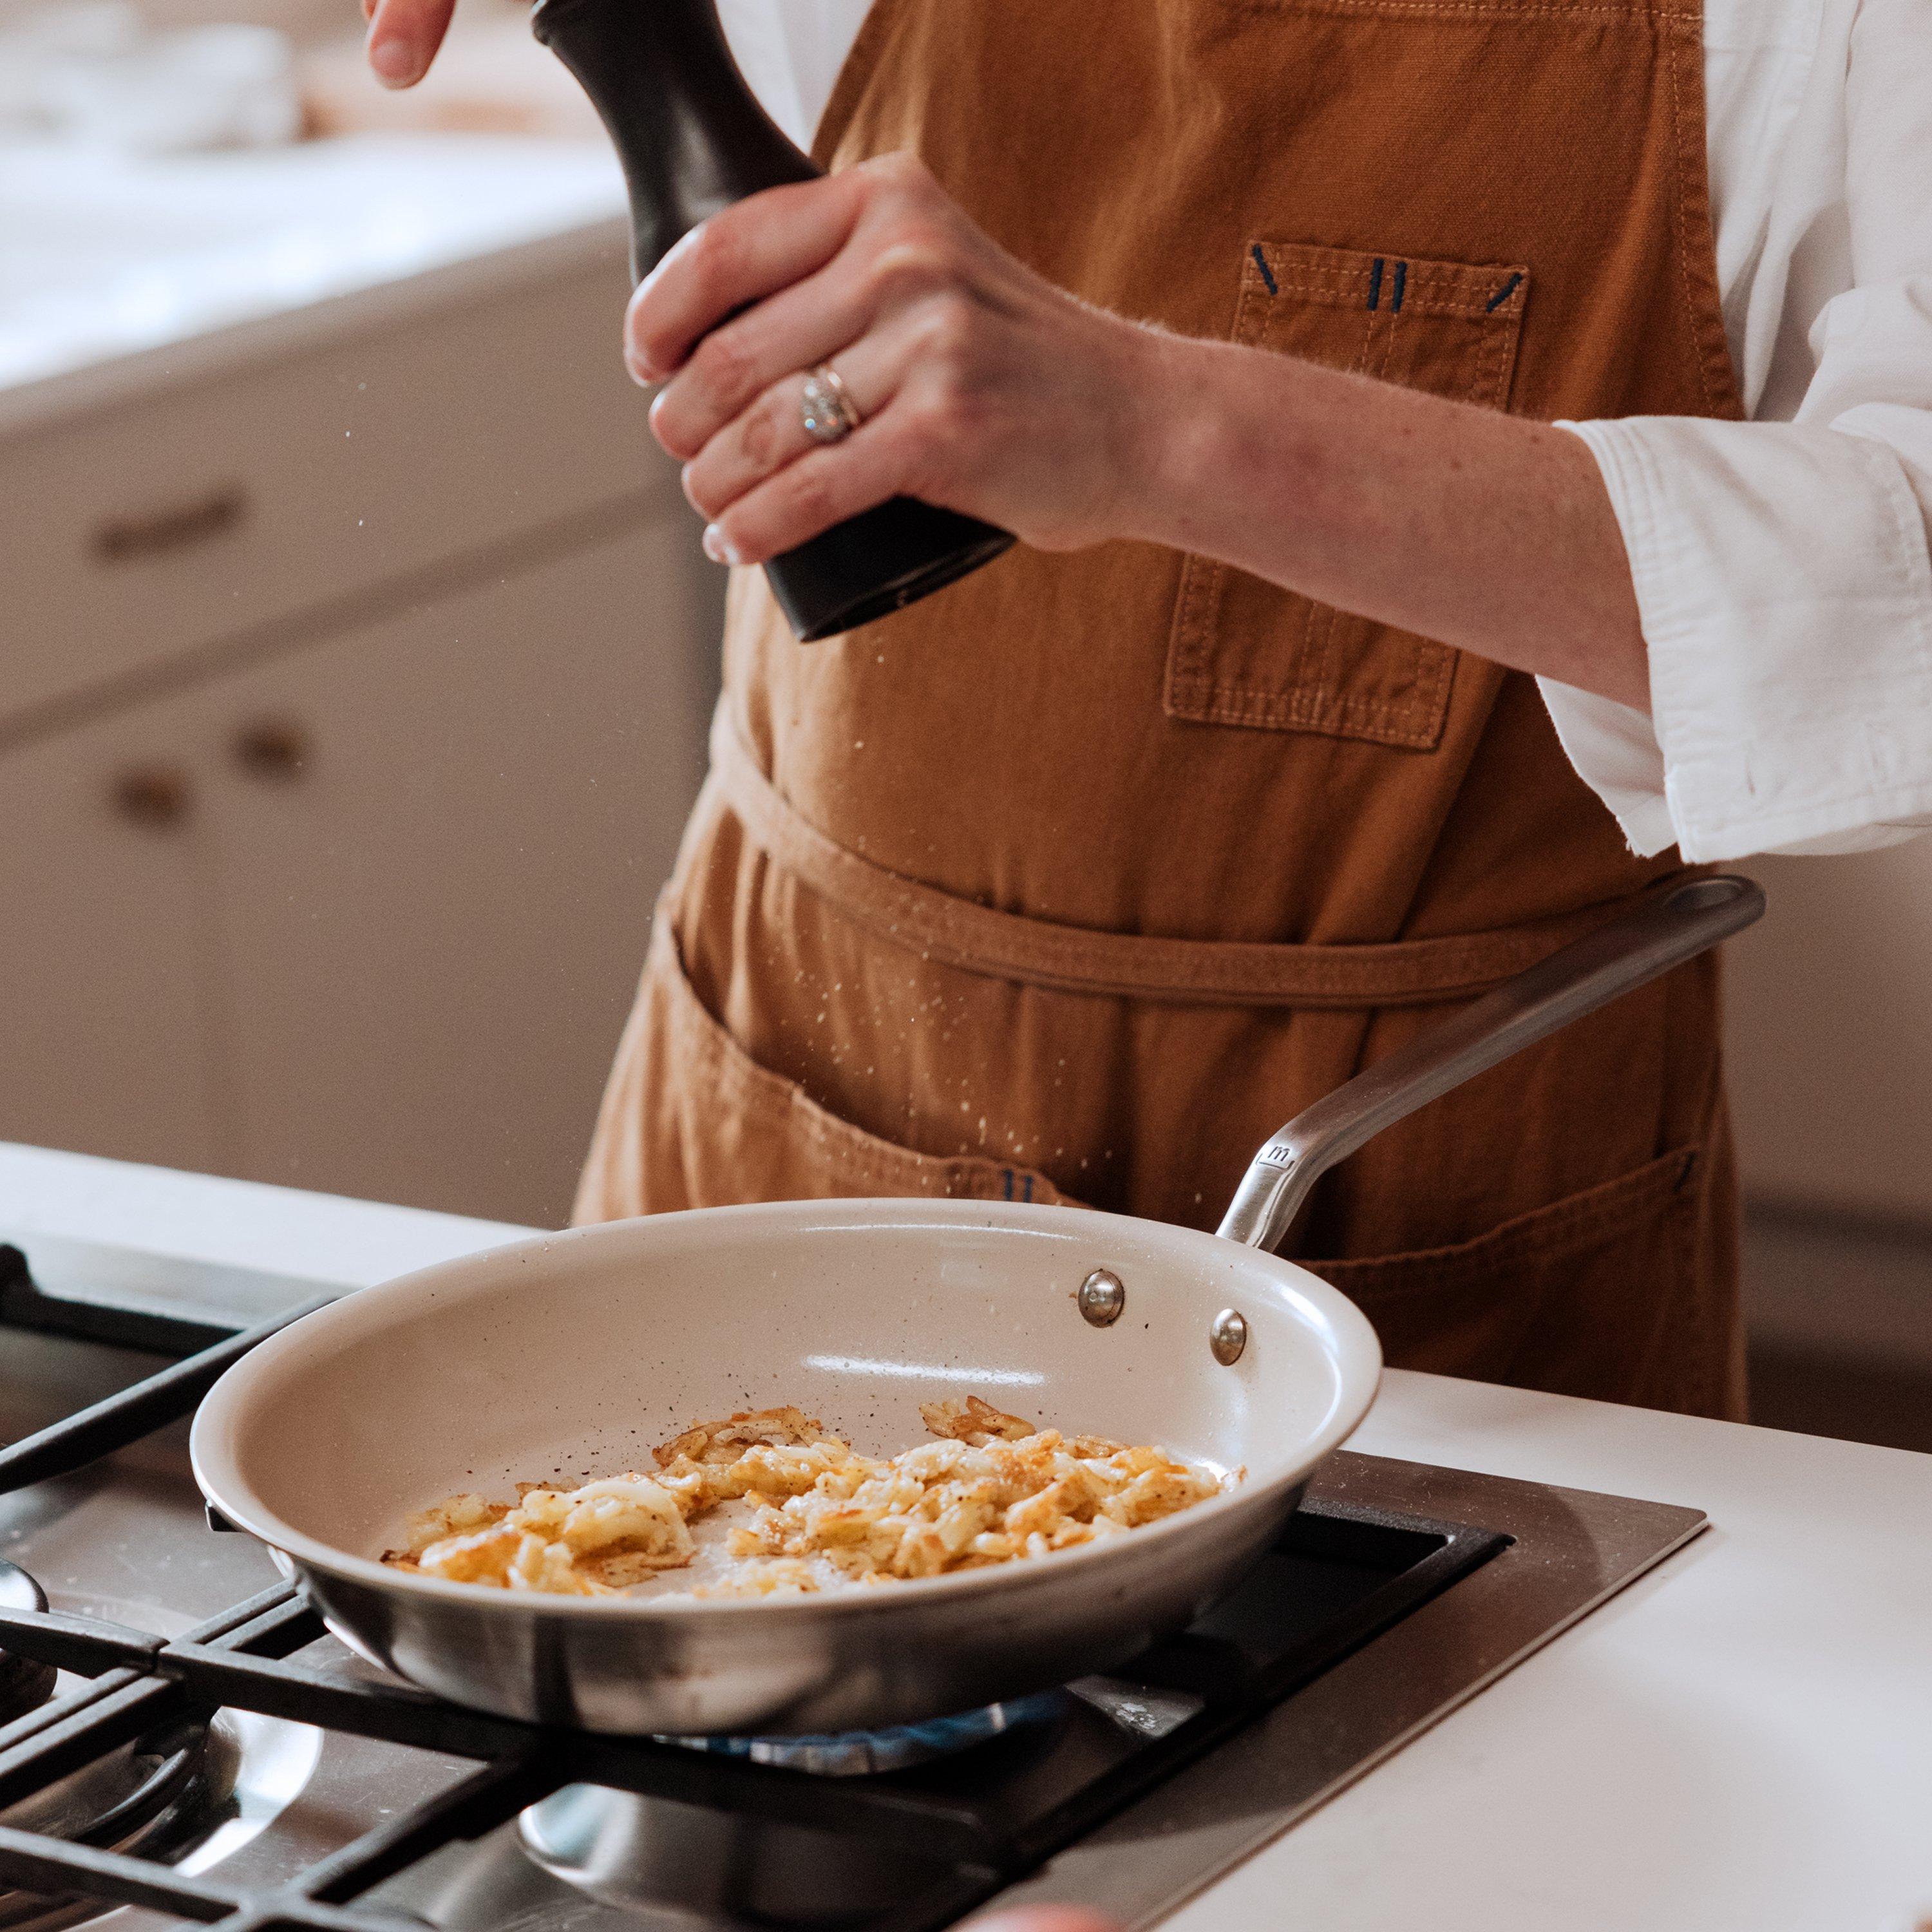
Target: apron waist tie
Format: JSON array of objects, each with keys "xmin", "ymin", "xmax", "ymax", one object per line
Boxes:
[{"xmin": 705, "ymin": 708, "xmax": 1668, "ymax": 1010}]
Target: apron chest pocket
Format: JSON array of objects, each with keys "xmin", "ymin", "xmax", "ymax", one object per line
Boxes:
[{"xmin": 1165, "ymin": 241, "xmax": 1530, "ymax": 750}]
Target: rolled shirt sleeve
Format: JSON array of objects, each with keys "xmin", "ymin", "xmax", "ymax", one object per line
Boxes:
[
  {"xmin": 1541, "ymin": 0, "xmax": 1932, "ymax": 861},
  {"xmin": 1549, "ymin": 415, "xmax": 1932, "ymax": 859}
]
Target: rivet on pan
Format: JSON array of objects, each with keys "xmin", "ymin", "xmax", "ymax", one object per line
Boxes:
[
  {"xmin": 1077, "ymin": 1269, "xmax": 1125, "ymax": 1328},
  {"xmin": 1209, "ymin": 1309, "xmax": 1248, "ymax": 1366}
]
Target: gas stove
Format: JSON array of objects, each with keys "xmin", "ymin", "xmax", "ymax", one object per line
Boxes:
[{"xmin": 0, "ymin": 1232, "xmax": 1705, "ymax": 1931}]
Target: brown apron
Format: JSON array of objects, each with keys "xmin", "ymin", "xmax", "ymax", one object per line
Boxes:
[{"xmin": 575, "ymin": 0, "xmax": 1749, "ymax": 1418}]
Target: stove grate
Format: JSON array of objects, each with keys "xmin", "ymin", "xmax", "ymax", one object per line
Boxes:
[
  {"xmin": 0, "ymin": 1245, "xmax": 331, "ymax": 1497},
  {"xmin": 0, "ymin": 1506, "xmax": 1506, "ymax": 1932}
]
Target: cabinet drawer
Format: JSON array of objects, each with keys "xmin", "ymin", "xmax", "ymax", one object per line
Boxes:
[{"xmin": 2, "ymin": 234, "xmax": 677, "ymax": 728}]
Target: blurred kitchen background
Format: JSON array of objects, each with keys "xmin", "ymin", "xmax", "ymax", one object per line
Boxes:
[
  {"xmin": 0, "ymin": 0, "xmax": 723, "ymax": 1227},
  {"xmin": 2, "ymin": 0, "xmax": 1926, "ymax": 1453}
]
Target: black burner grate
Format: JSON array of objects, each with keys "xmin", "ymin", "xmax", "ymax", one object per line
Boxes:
[
  {"xmin": 0, "ymin": 1239, "xmax": 1512, "ymax": 1932},
  {"xmin": 0, "ymin": 1506, "xmax": 1505, "ymax": 1932},
  {"xmin": 0, "ymin": 1244, "xmax": 331, "ymax": 1497}
]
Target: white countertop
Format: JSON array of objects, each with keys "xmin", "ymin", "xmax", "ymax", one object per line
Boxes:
[
  {"xmin": 1, "ymin": 1140, "xmax": 1926, "ymax": 1931},
  {"xmin": 0, "ymin": 131, "xmax": 625, "ymax": 436}
]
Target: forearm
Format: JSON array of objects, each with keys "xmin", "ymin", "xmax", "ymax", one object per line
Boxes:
[
  {"xmin": 621, "ymin": 155, "xmax": 1651, "ymax": 714},
  {"xmin": 1122, "ymin": 331, "xmax": 1651, "ymax": 711}
]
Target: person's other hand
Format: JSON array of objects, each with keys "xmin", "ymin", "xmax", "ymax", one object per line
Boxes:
[
  {"xmin": 361, "ymin": 0, "xmax": 455, "ymax": 88},
  {"xmin": 628, "ymin": 153, "xmax": 1170, "ymax": 567}
]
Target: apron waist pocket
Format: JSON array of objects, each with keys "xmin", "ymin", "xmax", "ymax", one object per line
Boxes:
[
  {"xmin": 1308, "ymin": 1142, "xmax": 1727, "ymax": 1413},
  {"xmin": 589, "ymin": 913, "xmax": 1075, "ymax": 1213}
]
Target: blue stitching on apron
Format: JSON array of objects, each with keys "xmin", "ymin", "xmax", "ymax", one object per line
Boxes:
[
  {"xmin": 1249, "ymin": 243, "xmax": 1278, "ymax": 295},
  {"xmin": 1366, "ymin": 256, "xmax": 1385, "ymax": 310},
  {"xmin": 1486, "ymin": 270, "xmax": 1523, "ymax": 312},
  {"xmin": 1390, "ymin": 260, "xmax": 1408, "ymax": 312}
]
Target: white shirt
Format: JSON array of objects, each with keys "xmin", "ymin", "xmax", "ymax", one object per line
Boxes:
[{"xmin": 719, "ymin": 0, "xmax": 1932, "ymax": 864}]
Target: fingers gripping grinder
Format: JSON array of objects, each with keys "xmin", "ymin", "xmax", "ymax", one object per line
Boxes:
[{"xmin": 530, "ymin": 0, "xmax": 1016, "ymax": 640}]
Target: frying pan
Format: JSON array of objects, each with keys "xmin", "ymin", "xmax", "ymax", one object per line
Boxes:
[{"xmin": 191, "ymin": 873, "xmax": 1761, "ymax": 1738}]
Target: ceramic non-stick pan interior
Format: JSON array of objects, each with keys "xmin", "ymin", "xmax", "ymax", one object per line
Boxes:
[{"xmin": 196, "ymin": 1198, "xmax": 1379, "ymax": 1588}]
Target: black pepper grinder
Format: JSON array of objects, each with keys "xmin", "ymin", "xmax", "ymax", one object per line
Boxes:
[{"xmin": 530, "ymin": 0, "xmax": 1016, "ymax": 641}]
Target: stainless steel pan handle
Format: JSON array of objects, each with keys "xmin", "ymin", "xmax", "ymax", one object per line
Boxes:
[{"xmin": 1217, "ymin": 873, "xmax": 1765, "ymax": 1253}]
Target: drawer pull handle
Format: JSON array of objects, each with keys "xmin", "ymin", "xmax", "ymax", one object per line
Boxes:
[
  {"xmin": 234, "ymin": 718, "xmax": 310, "ymax": 781},
  {"xmin": 113, "ymin": 766, "xmax": 193, "ymax": 828},
  {"xmin": 93, "ymin": 486, "xmax": 248, "ymax": 564}
]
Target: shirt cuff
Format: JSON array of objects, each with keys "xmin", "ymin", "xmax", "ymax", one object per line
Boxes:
[
  {"xmin": 1534, "ymin": 677, "xmax": 1678, "ymax": 856},
  {"xmin": 1551, "ymin": 415, "xmax": 1932, "ymax": 861}
]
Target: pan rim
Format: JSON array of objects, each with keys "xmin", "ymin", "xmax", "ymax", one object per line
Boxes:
[{"xmin": 190, "ymin": 1198, "xmax": 1382, "ymax": 1623}]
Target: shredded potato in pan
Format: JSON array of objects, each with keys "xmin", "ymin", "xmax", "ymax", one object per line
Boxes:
[{"xmin": 382, "ymin": 1396, "xmax": 1230, "ymax": 1598}]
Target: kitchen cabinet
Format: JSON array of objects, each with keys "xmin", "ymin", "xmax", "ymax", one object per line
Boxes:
[
  {"xmin": 0, "ymin": 222, "xmax": 721, "ymax": 1227},
  {"xmin": 0, "ymin": 227, "xmax": 672, "ymax": 733},
  {"xmin": 0, "ymin": 519, "xmax": 709, "ymax": 1227},
  {"xmin": 0, "ymin": 688, "xmax": 225, "ymax": 1175},
  {"xmin": 209, "ymin": 521, "xmax": 706, "ymax": 1223},
  {"xmin": 0, "ymin": 518, "xmax": 711, "ymax": 1221}
]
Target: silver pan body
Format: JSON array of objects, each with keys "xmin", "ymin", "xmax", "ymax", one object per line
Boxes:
[{"xmin": 190, "ymin": 1199, "xmax": 1379, "ymax": 1737}]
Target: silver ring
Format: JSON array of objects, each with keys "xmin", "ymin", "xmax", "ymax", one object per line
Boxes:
[{"xmin": 799, "ymin": 364, "xmax": 861, "ymax": 445}]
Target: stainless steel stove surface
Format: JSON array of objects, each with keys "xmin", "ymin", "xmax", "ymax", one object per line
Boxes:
[{"xmin": 0, "ymin": 1236, "xmax": 1707, "ymax": 1932}]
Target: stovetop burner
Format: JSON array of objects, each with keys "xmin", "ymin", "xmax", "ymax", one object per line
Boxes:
[
  {"xmin": 0, "ymin": 1561, "xmax": 238, "ymax": 1932},
  {"xmin": 0, "ymin": 1233, "xmax": 1710, "ymax": 1932},
  {"xmin": 505, "ymin": 1504, "xmax": 1500, "ymax": 1927},
  {"xmin": 0, "ymin": 1569, "xmax": 55, "ymax": 1730},
  {"xmin": 662, "ymin": 1695, "xmax": 1065, "ymax": 1778}
]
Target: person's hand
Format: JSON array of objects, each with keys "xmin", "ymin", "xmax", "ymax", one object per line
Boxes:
[
  {"xmin": 628, "ymin": 154, "xmax": 1171, "ymax": 568},
  {"xmin": 361, "ymin": 0, "xmax": 455, "ymax": 88}
]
